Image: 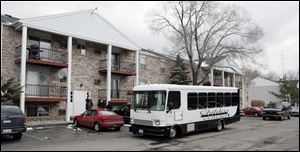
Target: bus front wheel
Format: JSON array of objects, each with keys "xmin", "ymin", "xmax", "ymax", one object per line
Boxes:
[
  {"xmin": 216, "ymin": 120, "xmax": 224, "ymax": 132},
  {"xmin": 168, "ymin": 126, "xmax": 177, "ymax": 139}
]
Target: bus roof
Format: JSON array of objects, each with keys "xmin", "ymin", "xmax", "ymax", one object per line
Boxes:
[{"xmin": 133, "ymin": 84, "xmax": 238, "ymax": 92}]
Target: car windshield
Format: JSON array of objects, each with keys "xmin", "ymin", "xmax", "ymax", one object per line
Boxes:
[
  {"xmin": 132, "ymin": 91, "xmax": 166, "ymax": 111},
  {"xmin": 265, "ymin": 103, "xmax": 283, "ymax": 109},
  {"xmin": 1, "ymin": 106, "xmax": 24, "ymax": 117}
]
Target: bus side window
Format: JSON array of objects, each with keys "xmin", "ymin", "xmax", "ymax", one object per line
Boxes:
[
  {"xmin": 217, "ymin": 93, "xmax": 224, "ymax": 107},
  {"xmin": 188, "ymin": 93, "xmax": 197, "ymax": 110},
  {"xmin": 225, "ymin": 93, "xmax": 231, "ymax": 106},
  {"xmin": 198, "ymin": 93, "xmax": 207, "ymax": 109},
  {"xmin": 168, "ymin": 91, "xmax": 181, "ymax": 109},
  {"xmin": 232, "ymin": 93, "xmax": 239, "ymax": 106},
  {"xmin": 208, "ymin": 93, "xmax": 216, "ymax": 108}
]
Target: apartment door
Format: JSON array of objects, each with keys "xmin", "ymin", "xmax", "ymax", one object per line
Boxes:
[
  {"xmin": 111, "ymin": 77, "xmax": 120, "ymax": 99},
  {"xmin": 39, "ymin": 39, "xmax": 51, "ymax": 60},
  {"xmin": 111, "ymin": 53, "xmax": 120, "ymax": 70},
  {"xmin": 26, "ymin": 71, "xmax": 50, "ymax": 97},
  {"xmin": 27, "ymin": 71, "xmax": 39, "ymax": 96}
]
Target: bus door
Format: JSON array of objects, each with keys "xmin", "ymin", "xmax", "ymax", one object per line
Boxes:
[{"xmin": 167, "ymin": 91, "xmax": 182, "ymax": 122}]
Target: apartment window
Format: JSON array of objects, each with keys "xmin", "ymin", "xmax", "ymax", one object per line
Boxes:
[
  {"xmin": 208, "ymin": 93, "xmax": 216, "ymax": 108},
  {"xmin": 160, "ymin": 61, "xmax": 165, "ymax": 74},
  {"xmin": 77, "ymin": 41, "xmax": 86, "ymax": 55},
  {"xmin": 26, "ymin": 105, "xmax": 49, "ymax": 117},
  {"xmin": 198, "ymin": 93, "xmax": 207, "ymax": 109},
  {"xmin": 140, "ymin": 55, "xmax": 146, "ymax": 71},
  {"xmin": 188, "ymin": 93, "xmax": 197, "ymax": 110}
]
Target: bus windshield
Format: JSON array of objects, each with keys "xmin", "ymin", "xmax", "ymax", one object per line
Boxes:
[{"xmin": 132, "ymin": 91, "xmax": 166, "ymax": 111}]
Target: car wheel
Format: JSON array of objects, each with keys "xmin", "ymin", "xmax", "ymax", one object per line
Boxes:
[
  {"xmin": 13, "ymin": 133, "xmax": 22, "ymax": 140},
  {"xmin": 216, "ymin": 120, "xmax": 224, "ymax": 132},
  {"xmin": 280, "ymin": 115, "xmax": 284, "ymax": 121},
  {"xmin": 74, "ymin": 119, "xmax": 79, "ymax": 127},
  {"xmin": 168, "ymin": 126, "xmax": 177, "ymax": 139},
  {"xmin": 288, "ymin": 114, "xmax": 291, "ymax": 119},
  {"xmin": 263, "ymin": 116, "xmax": 266, "ymax": 120},
  {"xmin": 115, "ymin": 126, "xmax": 121, "ymax": 131},
  {"xmin": 254, "ymin": 113, "xmax": 259, "ymax": 117},
  {"xmin": 94, "ymin": 123, "xmax": 101, "ymax": 132}
]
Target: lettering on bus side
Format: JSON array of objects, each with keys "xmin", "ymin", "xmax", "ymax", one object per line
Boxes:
[{"xmin": 200, "ymin": 109, "xmax": 229, "ymax": 120}]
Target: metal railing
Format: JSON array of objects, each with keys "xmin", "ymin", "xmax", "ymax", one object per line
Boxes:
[
  {"xmin": 15, "ymin": 46, "xmax": 68, "ymax": 63},
  {"xmin": 98, "ymin": 89, "xmax": 133, "ymax": 100},
  {"xmin": 99, "ymin": 59, "xmax": 136, "ymax": 73},
  {"xmin": 26, "ymin": 84, "xmax": 67, "ymax": 97}
]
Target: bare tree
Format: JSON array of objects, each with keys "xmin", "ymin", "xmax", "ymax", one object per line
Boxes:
[
  {"xmin": 148, "ymin": 1, "xmax": 263, "ymax": 85},
  {"xmin": 241, "ymin": 65, "xmax": 261, "ymax": 87}
]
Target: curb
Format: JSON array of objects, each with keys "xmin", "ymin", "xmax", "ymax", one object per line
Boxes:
[{"xmin": 26, "ymin": 122, "xmax": 71, "ymax": 129}]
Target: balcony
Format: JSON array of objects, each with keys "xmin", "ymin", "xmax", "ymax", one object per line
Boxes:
[
  {"xmin": 25, "ymin": 84, "xmax": 67, "ymax": 102},
  {"xmin": 98, "ymin": 89, "xmax": 133, "ymax": 104},
  {"xmin": 15, "ymin": 45, "xmax": 68, "ymax": 68},
  {"xmin": 99, "ymin": 59, "xmax": 136, "ymax": 76}
]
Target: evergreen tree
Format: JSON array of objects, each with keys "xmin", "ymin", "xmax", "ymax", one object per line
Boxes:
[
  {"xmin": 269, "ymin": 75, "xmax": 299, "ymax": 105},
  {"xmin": 1, "ymin": 77, "xmax": 22, "ymax": 105},
  {"xmin": 169, "ymin": 53, "xmax": 191, "ymax": 85}
]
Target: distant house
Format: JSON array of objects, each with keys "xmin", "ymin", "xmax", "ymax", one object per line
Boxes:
[{"xmin": 249, "ymin": 77, "xmax": 281, "ymax": 104}]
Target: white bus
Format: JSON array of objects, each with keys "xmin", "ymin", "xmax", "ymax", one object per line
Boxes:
[{"xmin": 129, "ymin": 84, "xmax": 240, "ymax": 138}]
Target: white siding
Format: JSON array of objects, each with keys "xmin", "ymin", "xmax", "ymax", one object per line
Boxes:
[{"xmin": 19, "ymin": 10, "xmax": 139, "ymax": 51}]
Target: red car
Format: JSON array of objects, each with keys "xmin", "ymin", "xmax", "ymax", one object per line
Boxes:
[
  {"xmin": 242, "ymin": 107, "xmax": 263, "ymax": 117},
  {"xmin": 73, "ymin": 109, "xmax": 124, "ymax": 132}
]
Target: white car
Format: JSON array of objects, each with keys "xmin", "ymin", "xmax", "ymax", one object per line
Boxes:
[{"xmin": 291, "ymin": 106, "xmax": 299, "ymax": 117}]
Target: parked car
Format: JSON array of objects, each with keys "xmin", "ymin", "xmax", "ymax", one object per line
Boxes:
[
  {"xmin": 113, "ymin": 104, "xmax": 131, "ymax": 124},
  {"xmin": 291, "ymin": 106, "xmax": 299, "ymax": 117},
  {"xmin": 1, "ymin": 105, "xmax": 27, "ymax": 140},
  {"xmin": 263, "ymin": 101, "xmax": 292, "ymax": 121},
  {"xmin": 242, "ymin": 107, "xmax": 263, "ymax": 117},
  {"xmin": 240, "ymin": 109, "xmax": 245, "ymax": 116},
  {"xmin": 73, "ymin": 109, "xmax": 124, "ymax": 131}
]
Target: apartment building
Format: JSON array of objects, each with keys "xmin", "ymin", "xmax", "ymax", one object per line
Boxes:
[{"xmin": 1, "ymin": 10, "xmax": 245, "ymax": 123}]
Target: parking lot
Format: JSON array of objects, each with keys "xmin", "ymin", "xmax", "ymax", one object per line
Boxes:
[{"xmin": 1, "ymin": 116, "xmax": 299, "ymax": 151}]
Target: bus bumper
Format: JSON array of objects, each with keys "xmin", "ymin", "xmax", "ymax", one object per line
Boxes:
[{"xmin": 129, "ymin": 124, "xmax": 169, "ymax": 137}]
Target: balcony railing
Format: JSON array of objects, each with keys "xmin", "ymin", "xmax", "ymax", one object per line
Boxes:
[
  {"xmin": 99, "ymin": 59, "xmax": 136, "ymax": 73},
  {"xmin": 15, "ymin": 46, "xmax": 68, "ymax": 63},
  {"xmin": 26, "ymin": 84, "xmax": 67, "ymax": 97},
  {"xmin": 98, "ymin": 89, "xmax": 133, "ymax": 101}
]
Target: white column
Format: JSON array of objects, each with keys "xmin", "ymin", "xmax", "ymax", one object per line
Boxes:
[
  {"xmin": 210, "ymin": 68, "xmax": 214, "ymax": 86},
  {"xmin": 106, "ymin": 45, "xmax": 112, "ymax": 105},
  {"xmin": 222, "ymin": 71, "xmax": 225, "ymax": 87},
  {"xmin": 20, "ymin": 26, "xmax": 27, "ymax": 113},
  {"xmin": 242, "ymin": 76, "xmax": 245, "ymax": 109},
  {"xmin": 66, "ymin": 36, "xmax": 72, "ymax": 122},
  {"xmin": 233, "ymin": 73, "xmax": 236, "ymax": 87},
  {"xmin": 1, "ymin": 24, "xmax": 3, "ymax": 73},
  {"xmin": 135, "ymin": 50, "xmax": 139, "ymax": 86}
]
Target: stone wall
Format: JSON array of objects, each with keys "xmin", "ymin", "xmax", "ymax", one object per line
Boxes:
[
  {"xmin": 139, "ymin": 53, "xmax": 175, "ymax": 84},
  {"xmin": 1, "ymin": 25, "xmax": 21, "ymax": 82}
]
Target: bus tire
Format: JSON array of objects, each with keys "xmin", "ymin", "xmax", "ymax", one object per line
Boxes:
[
  {"xmin": 216, "ymin": 120, "xmax": 224, "ymax": 132},
  {"xmin": 168, "ymin": 126, "xmax": 177, "ymax": 139}
]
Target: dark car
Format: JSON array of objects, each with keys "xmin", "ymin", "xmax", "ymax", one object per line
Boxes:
[
  {"xmin": 113, "ymin": 104, "xmax": 131, "ymax": 124},
  {"xmin": 242, "ymin": 107, "xmax": 263, "ymax": 117},
  {"xmin": 73, "ymin": 109, "xmax": 124, "ymax": 132},
  {"xmin": 263, "ymin": 101, "xmax": 292, "ymax": 121},
  {"xmin": 1, "ymin": 105, "xmax": 27, "ymax": 140}
]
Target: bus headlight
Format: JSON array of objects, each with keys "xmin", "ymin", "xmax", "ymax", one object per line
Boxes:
[{"xmin": 154, "ymin": 119, "xmax": 160, "ymax": 126}]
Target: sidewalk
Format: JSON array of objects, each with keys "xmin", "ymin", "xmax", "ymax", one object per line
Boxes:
[{"xmin": 26, "ymin": 120, "xmax": 71, "ymax": 128}]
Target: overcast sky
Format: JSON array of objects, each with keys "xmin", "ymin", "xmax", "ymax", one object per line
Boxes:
[{"xmin": 1, "ymin": 1, "xmax": 299, "ymax": 76}]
